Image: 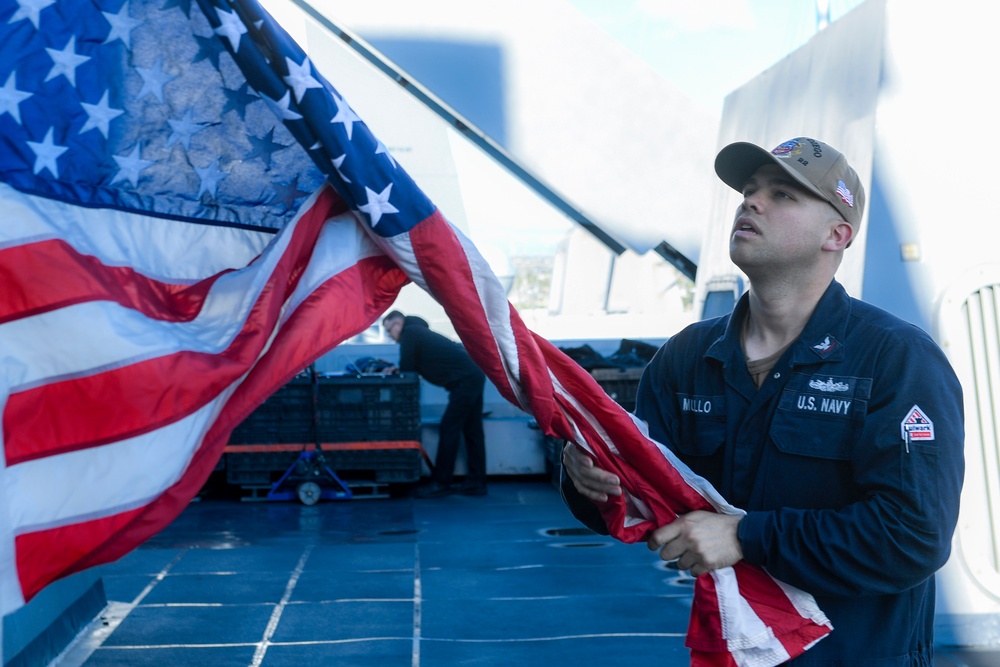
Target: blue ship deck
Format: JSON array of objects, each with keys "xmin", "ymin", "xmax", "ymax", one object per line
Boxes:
[{"xmin": 47, "ymin": 477, "xmax": 1000, "ymax": 667}]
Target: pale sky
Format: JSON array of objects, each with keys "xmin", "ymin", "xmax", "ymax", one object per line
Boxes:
[{"xmin": 565, "ymin": 0, "xmax": 868, "ymax": 115}]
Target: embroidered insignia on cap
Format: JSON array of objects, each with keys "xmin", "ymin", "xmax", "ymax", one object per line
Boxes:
[
  {"xmin": 811, "ymin": 334, "xmax": 841, "ymax": 358},
  {"xmin": 900, "ymin": 405, "xmax": 935, "ymax": 442},
  {"xmin": 771, "ymin": 139, "xmax": 801, "ymax": 158},
  {"xmin": 836, "ymin": 180, "xmax": 855, "ymax": 207}
]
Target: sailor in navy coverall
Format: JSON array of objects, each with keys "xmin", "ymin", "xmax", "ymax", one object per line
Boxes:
[{"xmin": 562, "ymin": 137, "xmax": 964, "ymax": 665}]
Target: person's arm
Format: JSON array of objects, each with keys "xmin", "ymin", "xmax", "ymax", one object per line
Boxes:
[
  {"xmin": 560, "ymin": 344, "xmax": 674, "ymax": 537},
  {"xmin": 559, "ymin": 442, "xmax": 617, "ymax": 534},
  {"xmin": 397, "ymin": 329, "xmax": 416, "ymax": 373},
  {"xmin": 738, "ymin": 334, "xmax": 965, "ymax": 597}
]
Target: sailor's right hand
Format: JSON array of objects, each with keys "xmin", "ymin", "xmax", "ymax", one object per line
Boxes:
[{"xmin": 562, "ymin": 441, "xmax": 622, "ymax": 502}]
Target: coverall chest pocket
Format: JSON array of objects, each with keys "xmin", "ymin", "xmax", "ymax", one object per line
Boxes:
[
  {"xmin": 674, "ymin": 394, "xmax": 726, "ymax": 457},
  {"xmin": 772, "ymin": 381, "xmax": 867, "ymax": 460}
]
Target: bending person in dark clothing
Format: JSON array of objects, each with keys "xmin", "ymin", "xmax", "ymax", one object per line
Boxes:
[{"xmin": 383, "ymin": 311, "xmax": 487, "ymax": 498}]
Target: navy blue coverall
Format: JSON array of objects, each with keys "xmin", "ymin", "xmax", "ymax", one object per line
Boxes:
[{"xmin": 564, "ymin": 281, "xmax": 965, "ymax": 665}]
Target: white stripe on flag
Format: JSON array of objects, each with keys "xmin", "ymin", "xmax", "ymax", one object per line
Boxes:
[
  {"xmin": 6, "ymin": 386, "xmax": 234, "ymax": 535},
  {"xmin": 711, "ymin": 567, "xmax": 790, "ymax": 667},
  {"xmin": 280, "ymin": 209, "xmax": 388, "ymax": 323},
  {"xmin": 0, "ymin": 192, "xmax": 321, "ymax": 391},
  {"xmin": 0, "ymin": 390, "xmax": 24, "ymax": 614},
  {"xmin": 0, "ymin": 184, "xmax": 271, "ymax": 281}
]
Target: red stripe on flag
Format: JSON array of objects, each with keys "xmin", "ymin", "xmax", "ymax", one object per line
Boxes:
[
  {"xmin": 16, "ymin": 246, "xmax": 408, "ymax": 602},
  {"xmin": 204, "ymin": 252, "xmax": 409, "ymax": 442},
  {"xmin": 15, "ymin": 504, "xmax": 147, "ymax": 601},
  {"xmin": 406, "ymin": 214, "xmax": 523, "ymax": 400},
  {"xmin": 0, "ymin": 239, "xmax": 226, "ymax": 324},
  {"xmin": 406, "ymin": 214, "xmax": 563, "ymax": 431},
  {"xmin": 79, "ymin": 255, "xmax": 406, "ymax": 569},
  {"xmin": 732, "ymin": 563, "xmax": 831, "ymax": 659},
  {"xmin": 4, "ymin": 189, "xmax": 345, "ymax": 465}
]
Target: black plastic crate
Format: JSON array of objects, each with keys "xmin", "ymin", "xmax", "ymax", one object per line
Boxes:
[
  {"xmin": 230, "ymin": 378, "xmax": 315, "ymax": 445},
  {"xmin": 590, "ymin": 367, "xmax": 645, "ymax": 412},
  {"xmin": 224, "ymin": 442, "xmax": 422, "ymax": 488},
  {"xmin": 224, "ymin": 449, "xmax": 300, "ymax": 485},
  {"xmin": 315, "ymin": 373, "xmax": 421, "ymax": 442},
  {"xmin": 323, "ymin": 444, "xmax": 422, "ymax": 483},
  {"xmin": 229, "ymin": 373, "xmax": 421, "ymax": 445}
]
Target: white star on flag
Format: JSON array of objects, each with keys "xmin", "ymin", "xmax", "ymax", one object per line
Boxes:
[
  {"xmin": 375, "ymin": 140, "xmax": 397, "ymax": 168},
  {"xmin": 331, "ymin": 154, "xmax": 351, "ymax": 184},
  {"xmin": 0, "ymin": 72, "xmax": 31, "ymax": 123},
  {"xmin": 26, "ymin": 127, "xmax": 68, "ymax": 177},
  {"xmin": 214, "ymin": 7, "xmax": 247, "ymax": 53},
  {"xmin": 135, "ymin": 59, "xmax": 176, "ymax": 103},
  {"xmin": 262, "ymin": 89, "xmax": 303, "ymax": 121},
  {"xmin": 44, "ymin": 36, "xmax": 90, "ymax": 87},
  {"xmin": 111, "ymin": 144, "xmax": 154, "ymax": 187},
  {"xmin": 102, "ymin": 2, "xmax": 142, "ymax": 50},
  {"xmin": 79, "ymin": 91, "xmax": 124, "ymax": 138},
  {"xmin": 330, "ymin": 92, "xmax": 361, "ymax": 140},
  {"xmin": 11, "ymin": 0, "xmax": 55, "ymax": 29},
  {"xmin": 358, "ymin": 183, "xmax": 398, "ymax": 227},
  {"xmin": 283, "ymin": 56, "xmax": 322, "ymax": 103}
]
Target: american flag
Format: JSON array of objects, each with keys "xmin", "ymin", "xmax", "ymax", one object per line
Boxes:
[
  {"xmin": 0, "ymin": 0, "xmax": 831, "ymax": 664},
  {"xmin": 836, "ymin": 179, "xmax": 854, "ymax": 207}
]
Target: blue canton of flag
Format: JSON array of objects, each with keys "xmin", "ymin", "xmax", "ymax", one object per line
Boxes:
[{"xmin": 0, "ymin": 0, "xmax": 329, "ymax": 229}]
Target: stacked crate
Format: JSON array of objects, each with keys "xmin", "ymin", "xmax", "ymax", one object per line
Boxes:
[
  {"xmin": 224, "ymin": 372, "xmax": 422, "ymax": 495},
  {"xmin": 315, "ymin": 374, "xmax": 420, "ymax": 443}
]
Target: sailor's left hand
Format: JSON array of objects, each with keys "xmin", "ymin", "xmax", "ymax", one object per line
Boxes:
[{"xmin": 646, "ymin": 511, "xmax": 744, "ymax": 577}]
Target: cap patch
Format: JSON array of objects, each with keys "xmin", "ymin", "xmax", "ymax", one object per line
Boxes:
[
  {"xmin": 901, "ymin": 405, "xmax": 935, "ymax": 442},
  {"xmin": 771, "ymin": 139, "xmax": 801, "ymax": 158},
  {"xmin": 836, "ymin": 180, "xmax": 855, "ymax": 208}
]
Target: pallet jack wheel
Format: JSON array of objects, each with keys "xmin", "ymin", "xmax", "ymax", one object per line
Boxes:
[{"xmin": 297, "ymin": 481, "xmax": 321, "ymax": 506}]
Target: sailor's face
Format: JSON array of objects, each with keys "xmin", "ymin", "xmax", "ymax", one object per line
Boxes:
[{"xmin": 729, "ymin": 164, "xmax": 840, "ymax": 273}]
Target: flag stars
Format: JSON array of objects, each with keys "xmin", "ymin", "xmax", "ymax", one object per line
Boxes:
[
  {"xmin": 111, "ymin": 144, "xmax": 154, "ymax": 188},
  {"xmin": 193, "ymin": 34, "xmax": 226, "ymax": 69},
  {"xmin": 10, "ymin": 0, "xmax": 54, "ymax": 29},
  {"xmin": 330, "ymin": 92, "xmax": 360, "ymax": 140},
  {"xmin": 222, "ymin": 82, "xmax": 258, "ymax": 121},
  {"xmin": 358, "ymin": 183, "xmax": 398, "ymax": 227},
  {"xmin": 375, "ymin": 140, "xmax": 397, "ymax": 168},
  {"xmin": 0, "ymin": 72, "xmax": 31, "ymax": 124},
  {"xmin": 271, "ymin": 175, "xmax": 309, "ymax": 211},
  {"xmin": 45, "ymin": 36, "xmax": 90, "ymax": 87},
  {"xmin": 166, "ymin": 108, "xmax": 207, "ymax": 150},
  {"xmin": 195, "ymin": 159, "xmax": 227, "ymax": 199},
  {"xmin": 246, "ymin": 127, "xmax": 289, "ymax": 170},
  {"xmin": 213, "ymin": 7, "xmax": 247, "ymax": 53},
  {"xmin": 331, "ymin": 154, "xmax": 351, "ymax": 183},
  {"xmin": 262, "ymin": 89, "xmax": 302, "ymax": 121},
  {"xmin": 26, "ymin": 127, "xmax": 68, "ymax": 178},
  {"xmin": 79, "ymin": 91, "xmax": 124, "ymax": 138},
  {"xmin": 135, "ymin": 59, "xmax": 176, "ymax": 103},
  {"xmin": 160, "ymin": 0, "xmax": 192, "ymax": 17},
  {"xmin": 103, "ymin": 2, "xmax": 142, "ymax": 50},
  {"xmin": 283, "ymin": 56, "xmax": 322, "ymax": 103}
]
